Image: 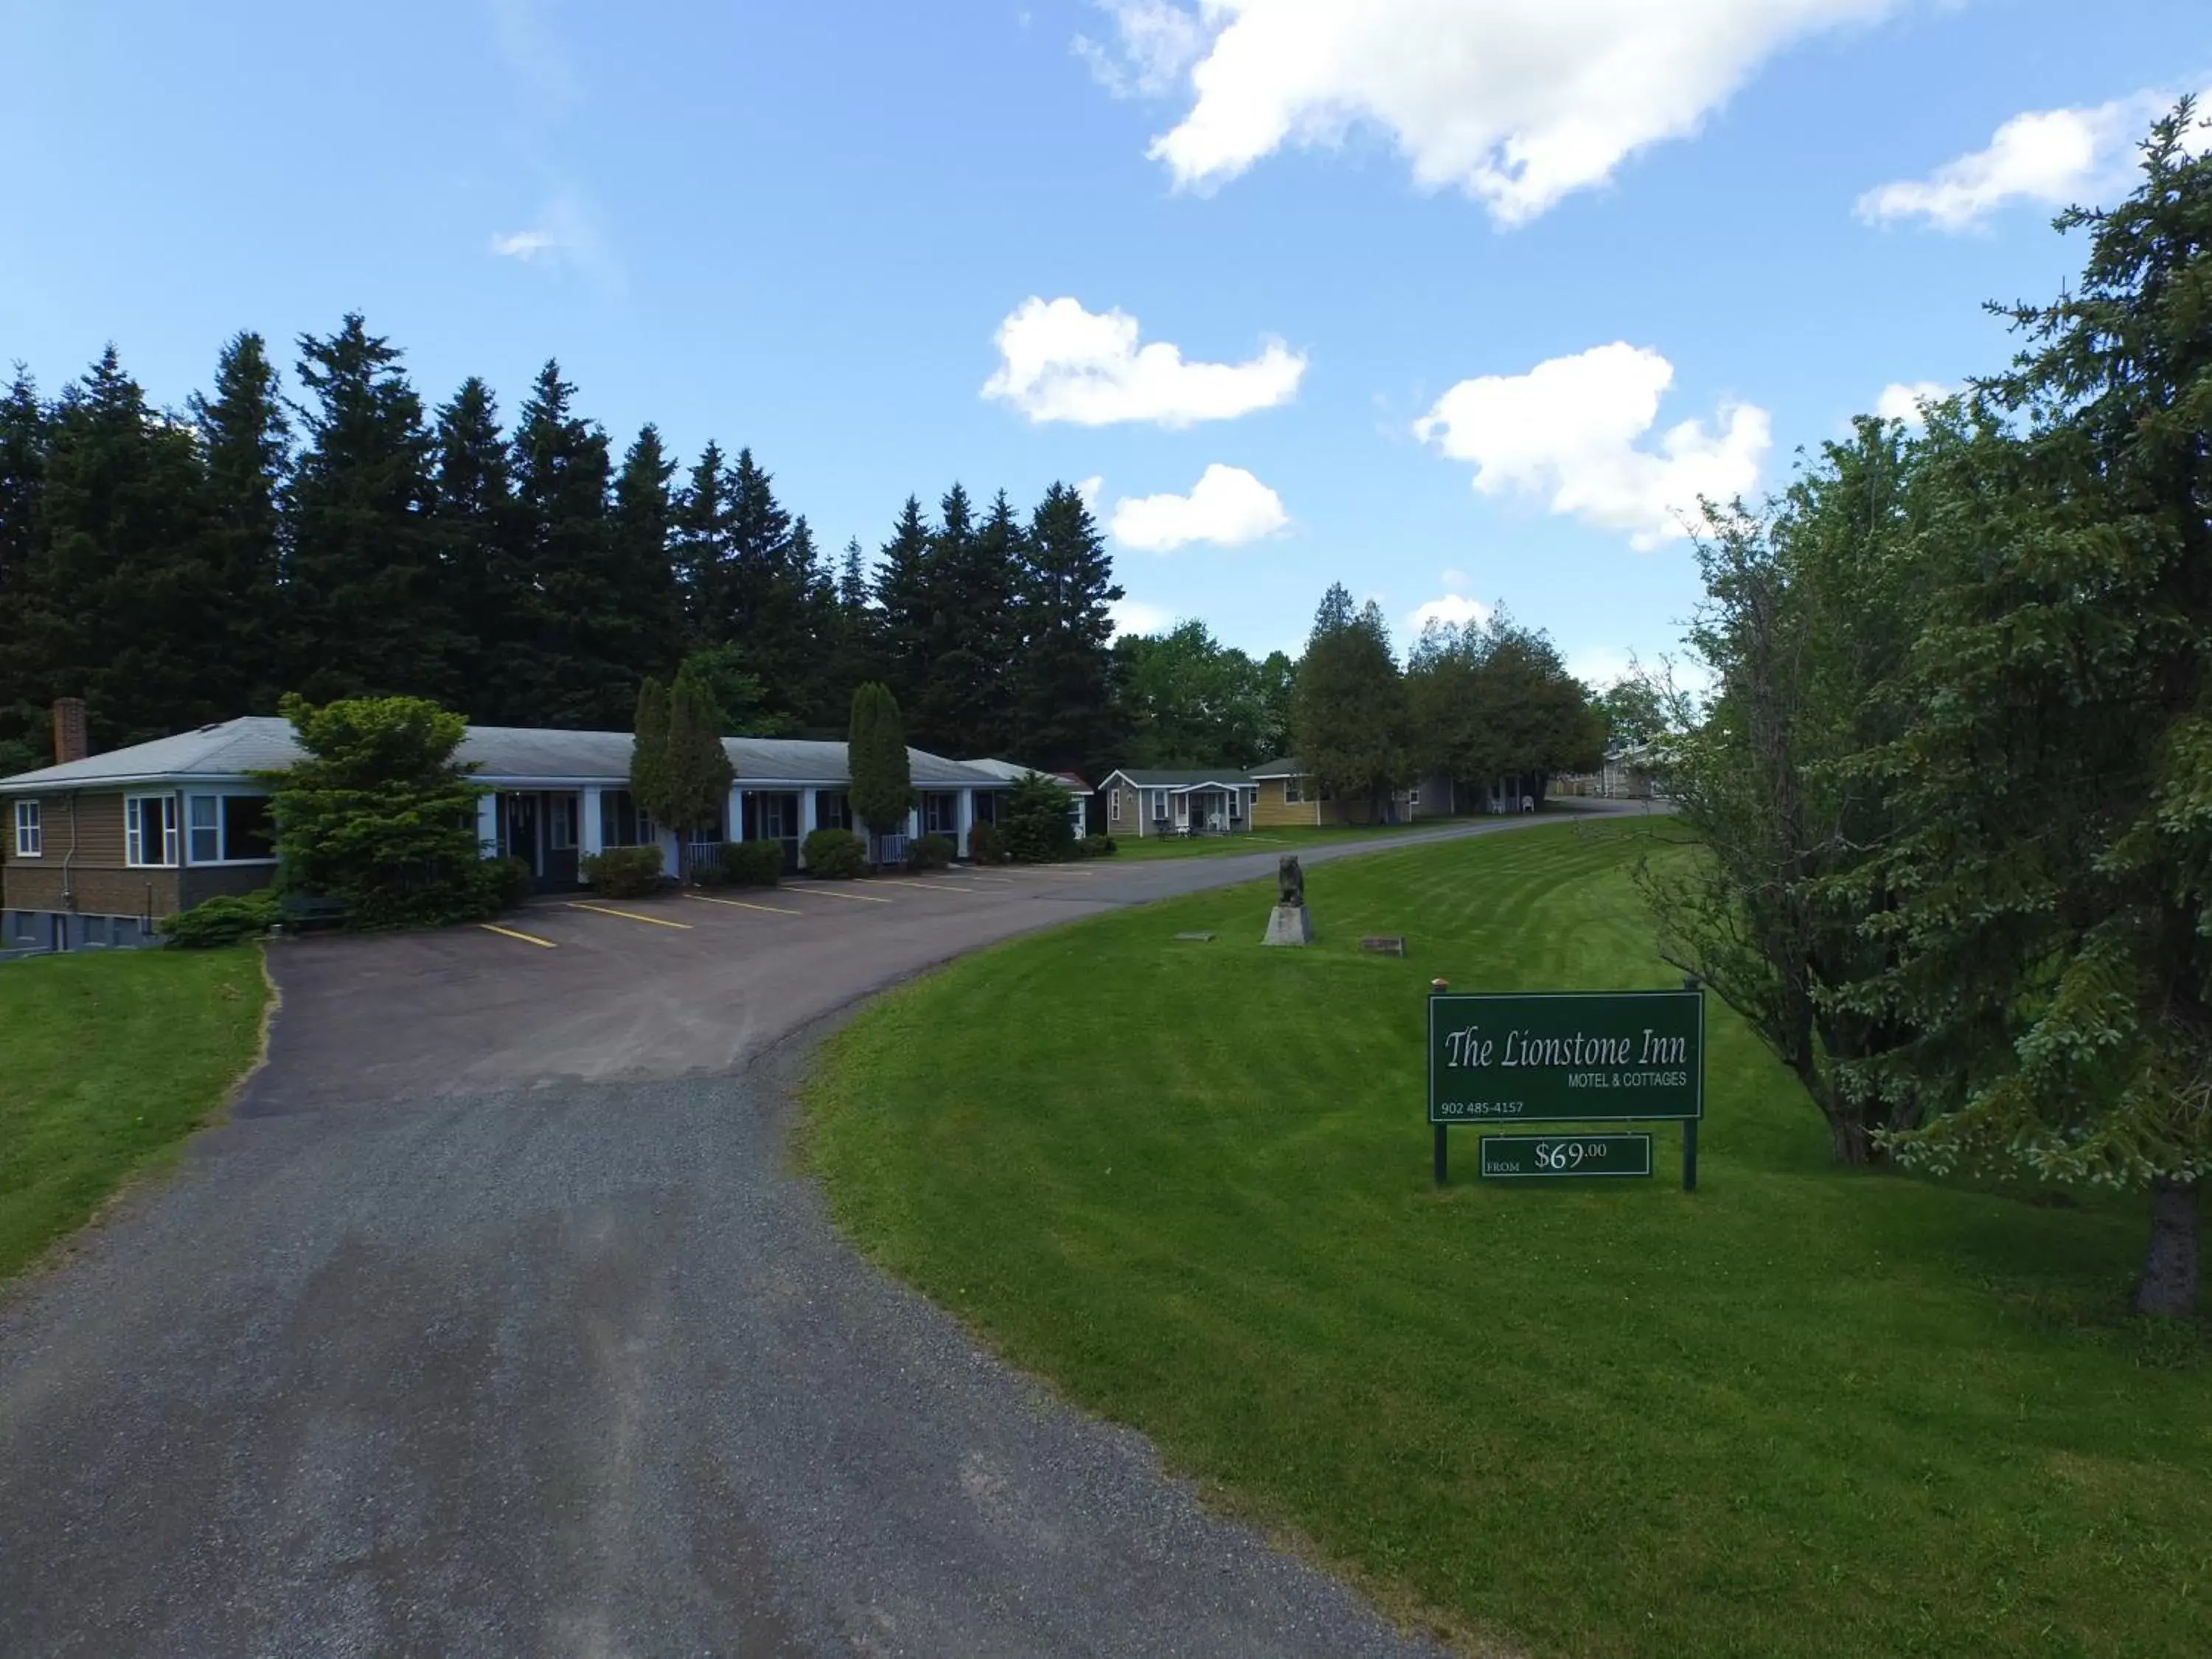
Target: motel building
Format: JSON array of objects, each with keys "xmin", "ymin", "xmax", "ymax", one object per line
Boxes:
[{"xmin": 0, "ymin": 701, "xmax": 1023, "ymax": 953}]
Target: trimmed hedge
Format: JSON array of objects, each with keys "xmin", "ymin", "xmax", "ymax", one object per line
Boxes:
[
  {"xmin": 487, "ymin": 855, "xmax": 535, "ymax": 911},
  {"xmin": 969, "ymin": 822, "xmax": 1009, "ymax": 865},
  {"xmin": 803, "ymin": 827, "xmax": 866, "ymax": 879},
  {"xmin": 582, "ymin": 844, "xmax": 665, "ymax": 898},
  {"xmin": 906, "ymin": 832, "xmax": 956, "ymax": 872},
  {"xmin": 1080, "ymin": 834, "xmax": 1116, "ymax": 859},
  {"xmin": 159, "ymin": 889, "xmax": 281, "ymax": 948},
  {"xmin": 722, "ymin": 839, "xmax": 786, "ymax": 886}
]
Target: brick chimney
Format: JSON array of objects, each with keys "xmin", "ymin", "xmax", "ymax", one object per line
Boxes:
[{"xmin": 52, "ymin": 698, "xmax": 89, "ymax": 766}]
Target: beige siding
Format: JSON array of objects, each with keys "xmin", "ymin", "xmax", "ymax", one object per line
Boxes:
[
  {"xmin": 1, "ymin": 792, "xmax": 185, "ymax": 918},
  {"xmin": 1251, "ymin": 777, "xmax": 1318, "ymax": 829}
]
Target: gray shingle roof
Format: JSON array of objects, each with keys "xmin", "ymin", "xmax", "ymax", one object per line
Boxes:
[
  {"xmin": 1100, "ymin": 767, "xmax": 1255, "ymax": 789},
  {"xmin": 1249, "ymin": 757, "xmax": 1302, "ymax": 777},
  {"xmin": 0, "ymin": 716, "xmax": 1005, "ymax": 792}
]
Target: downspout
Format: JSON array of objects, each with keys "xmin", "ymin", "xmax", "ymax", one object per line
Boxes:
[{"xmin": 61, "ymin": 790, "xmax": 80, "ymax": 909}]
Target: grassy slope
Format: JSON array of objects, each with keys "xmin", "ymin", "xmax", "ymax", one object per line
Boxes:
[
  {"xmin": 0, "ymin": 947, "xmax": 268, "ymax": 1281},
  {"xmin": 1107, "ymin": 818, "xmax": 1483, "ymax": 860},
  {"xmin": 807, "ymin": 821, "xmax": 2210, "ymax": 1658}
]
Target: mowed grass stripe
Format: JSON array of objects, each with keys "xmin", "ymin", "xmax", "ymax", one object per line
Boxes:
[{"xmin": 806, "ymin": 821, "xmax": 2209, "ymax": 1659}]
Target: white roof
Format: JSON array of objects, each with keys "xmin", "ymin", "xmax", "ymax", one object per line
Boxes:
[
  {"xmin": 961, "ymin": 758, "xmax": 1086, "ymax": 790},
  {"xmin": 0, "ymin": 716, "xmax": 1007, "ymax": 793}
]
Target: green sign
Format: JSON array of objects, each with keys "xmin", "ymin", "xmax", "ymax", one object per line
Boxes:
[
  {"xmin": 1479, "ymin": 1132, "xmax": 1653, "ymax": 1180},
  {"xmin": 1428, "ymin": 990, "xmax": 1704, "ymax": 1124}
]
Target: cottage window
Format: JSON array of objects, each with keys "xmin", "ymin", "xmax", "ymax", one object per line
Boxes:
[
  {"xmin": 548, "ymin": 796, "xmax": 578, "ymax": 851},
  {"xmin": 1109, "ymin": 789, "xmax": 1121, "ymax": 825},
  {"xmin": 187, "ymin": 794, "xmax": 274, "ymax": 863},
  {"xmin": 1149, "ymin": 788, "xmax": 1169, "ymax": 821},
  {"xmin": 1408, "ymin": 786, "xmax": 1422, "ymax": 808},
  {"xmin": 599, "ymin": 790, "xmax": 657, "ymax": 848},
  {"xmin": 922, "ymin": 792, "xmax": 961, "ymax": 835},
  {"xmin": 1283, "ymin": 776, "xmax": 1303, "ymax": 804},
  {"xmin": 814, "ymin": 790, "xmax": 854, "ymax": 832},
  {"xmin": 12, "ymin": 800, "xmax": 39, "ymax": 857},
  {"xmin": 125, "ymin": 794, "xmax": 178, "ymax": 867}
]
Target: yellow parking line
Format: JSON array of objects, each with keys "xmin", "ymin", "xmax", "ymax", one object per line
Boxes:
[
  {"xmin": 480, "ymin": 922, "xmax": 558, "ymax": 948},
  {"xmin": 682, "ymin": 892, "xmax": 806, "ymax": 917},
  {"xmin": 784, "ymin": 885, "xmax": 894, "ymax": 903},
  {"xmin": 566, "ymin": 901, "xmax": 693, "ymax": 930}
]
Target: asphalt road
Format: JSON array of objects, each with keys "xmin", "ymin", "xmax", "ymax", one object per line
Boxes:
[{"xmin": 0, "ymin": 806, "xmax": 1658, "ymax": 1656}]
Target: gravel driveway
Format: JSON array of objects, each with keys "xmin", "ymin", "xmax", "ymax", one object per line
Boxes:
[{"xmin": 0, "ymin": 808, "xmax": 1654, "ymax": 1655}]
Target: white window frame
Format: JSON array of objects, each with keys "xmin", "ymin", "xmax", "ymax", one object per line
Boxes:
[
  {"xmin": 186, "ymin": 792, "xmax": 277, "ymax": 866},
  {"xmin": 1149, "ymin": 788, "xmax": 1169, "ymax": 821},
  {"xmin": 13, "ymin": 799, "xmax": 40, "ymax": 857},
  {"xmin": 1408, "ymin": 786, "xmax": 1422, "ymax": 807},
  {"xmin": 125, "ymin": 793, "xmax": 178, "ymax": 868},
  {"xmin": 1283, "ymin": 776, "xmax": 1304, "ymax": 805},
  {"xmin": 1109, "ymin": 788, "xmax": 1122, "ymax": 824}
]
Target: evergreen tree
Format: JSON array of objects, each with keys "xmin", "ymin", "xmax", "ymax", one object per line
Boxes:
[
  {"xmin": 611, "ymin": 422, "xmax": 684, "ymax": 690},
  {"xmin": 672, "ymin": 440, "xmax": 730, "ymax": 641},
  {"xmin": 0, "ymin": 366, "xmax": 49, "ymax": 773},
  {"xmin": 874, "ymin": 494, "xmax": 933, "ymax": 713},
  {"xmin": 915, "ymin": 485, "xmax": 1020, "ymax": 756},
  {"xmin": 785, "ymin": 512, "xmax": 844, "ymax": 728},
  {"xmin": 1018, "ymin": 479, "xmax": 1122, "ymax": 778},
  {"xmin": 510, "ymin": 360, "xmax": 627, "ymax": 728},
  {"xmin": 1290, "ymin": 585, "xmax": 1408, "ymax": 814},
  {"xmin": 630, "ymin": 676, "xmax": 671, "ymax": 824},
  {"xmin": 646, "ymin": 660, "xmax": 734, "ymax": 855},
  {"xmin": 285, "ymin": 314, "xmax": 451, "ymax": 701},
  {"xmin": 21, "ymin": 347, "xmax": 219, "ymax": 748},
  {"xmin": 430, "ymin": 377, "xmax": 524, "ymax": 722},
  {"xmin": 846, "ymin": 681, "xmax": 914, "ymax": 853},
  {"xmin": 1406, "ymin": 608, "xmax": 1602, "ymax": 804},
  {"xmin": 827, "ymin": 535, "xmax": 884, "ymax": 709},
  {"xmin": 1843, "ymin": 104, "xmax": 2212, "ymax": 1315},
  {"xmin": 189, "ymin": 332, "xmax": 290, "ymax": 714}
]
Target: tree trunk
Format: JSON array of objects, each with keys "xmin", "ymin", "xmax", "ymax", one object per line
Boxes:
[{"xmin": 2133, "ymin": 1176, "xmax": 2200, "ymax": 1318}]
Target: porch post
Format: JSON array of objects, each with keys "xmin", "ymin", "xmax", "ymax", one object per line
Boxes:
[
  {"xmin": 799, "ymin": 788, "xmax": 818, "ymax": 869},
  {"xmin": 581, "ymin": 786, "xmax": 605, "ymax": 857},
  {"xmin": 957, "ymin": 788, "xmax": 975, "ymax": 859},
  {"xmin": 475, "ymin": 794, "xmax": 499, "ymax": 859},
  {"xmin": 728, "ymin": 784, "xmax": 745, "ymax": 844}
]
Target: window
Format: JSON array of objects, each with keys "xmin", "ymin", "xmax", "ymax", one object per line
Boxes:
[
  {"xmin": 922, "ymin": 792, "xmax": 960, "ymax": 835},
  {"xmin": 1283, "ymin": 776, "xmax": 1304, "ymax": 805},
  {"xmin": 1149, "ymin": 789, "xmax": 1169, "ymax": 821},
  {"xmin": 599, "ymin": 790, "xmax": 657, "ymax": 848},
  {"xmin": 12, "ymin": 800, "xmax": 38, "ymax": 857},
  {"xmin": 125, "ymin": 794, "xmax": 178, "ymax": 866},
  {"xmin": 1109, "ymin": 789, "xmax": 1121, "ymax": 824},
  {"xmin": 814, "ymin": 790, "xmax": 853, "ymax": 832},
  {"xmin": 971, "ymin": 790, "xmax": 1001, "ymax": 825},
  {"xmin": 1408, "ymin": 787, "xmax": 1421, "ymax": 808},
  {"xmin": 187, "ymin": 794, "xmax": 274, "ymax": 863},
  {"xmin": 548, "ymin": 795, "xmax": 577, "ymax": 851}
]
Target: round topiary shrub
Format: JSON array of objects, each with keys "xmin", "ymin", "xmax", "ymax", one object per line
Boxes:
[
  {"xmin": 905, "ymin": 832, "xmax": 956, "ymax": 872},
  {"xmin": 803, "ymin": 827, "xmax": 866, "ymax": 879},
  {"xmin": 721, "ymin": 839, "xmax": 787, "ymax": 886},
  {"xmin": 582, "ymin": 844, "xmax": 666, "ymax": 898}
]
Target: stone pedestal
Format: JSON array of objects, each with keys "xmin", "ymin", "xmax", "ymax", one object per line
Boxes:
[{"xmin": 1262, "ymin": 902, "xmax": 1315, "ymax": 947}]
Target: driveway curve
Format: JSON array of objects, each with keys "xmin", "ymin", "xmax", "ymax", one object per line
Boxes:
[{"xmin": 0, "ymin": 806, "xmax": 1655, "ymax": 1655}]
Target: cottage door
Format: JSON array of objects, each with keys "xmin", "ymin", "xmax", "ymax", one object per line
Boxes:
[{"xmin": 504, "ymin": 792, "xmax": 542, "ymax": 878}]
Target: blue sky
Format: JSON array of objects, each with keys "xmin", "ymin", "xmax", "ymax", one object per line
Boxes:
[{"xmin": 1, "ymin": 1, "xmax": 2202, "ymax": 679}]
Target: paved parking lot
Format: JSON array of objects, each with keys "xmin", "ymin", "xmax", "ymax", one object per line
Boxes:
[{"xmin": 0, "ymin": 810, "xmax": 1649, "ymax": 1655}]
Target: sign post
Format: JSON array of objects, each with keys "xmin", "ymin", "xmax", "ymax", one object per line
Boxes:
[{"xmin": 1427, "ymin": 984, "xmax": 1704, "ymax": 1189}]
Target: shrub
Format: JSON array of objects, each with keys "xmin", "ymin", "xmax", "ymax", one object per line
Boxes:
[
  {"xmin": 722, "ymin": 838, "xmax": 786, "ymax": 886},
  {"xmin": 905, "ymin": 832, "xmax": 956, "ymax": 872},
  {"xmin": 1080, "ymin": 834, "xmax": 1114, "ymax": 859},
  {"xmin": 969, "ymin": 821, "xmax": 1009, "ymax": 865},
  {"xmin": 486, "ymin": 855, "xmax": 535, "ymax": 911},
  {"xmin": 1102, "ymin": 835, "xmax": 1118, "ymax": 854},
  {"xmin": 1004, "ymin": 771, "xmax": 1076, "ymax": 863},
  {"xmin": 159, "ymin": 889, "xmax": 281, "ymax": 949},
  {"xmin": 803, "ymin": 827, "xmax": 866, "ymax": 879},
  {"xmin": 582, "ymin": 844, "xmax": 665, "ymax": 898}
]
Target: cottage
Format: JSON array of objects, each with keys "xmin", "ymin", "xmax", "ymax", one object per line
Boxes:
[
  {"xmin": 0, "ymin": 701, "xmax": 1014, "ymax": 951},
  {"xmin": 960, "ymin": 761, "xmax": 1094, "ymax": 840},
  {"xmin": 1248, "ymin": 759, "xmax": 1459, "ymax": 827},
  {"xmin": 1096, "ymin": 770, "xmax": 1256, "ymax": 839}
]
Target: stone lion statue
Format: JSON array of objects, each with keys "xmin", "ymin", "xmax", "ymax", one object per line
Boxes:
[{"xmin": 1278, "ymin": 855, "xmax": 1305, "ymax": 907}]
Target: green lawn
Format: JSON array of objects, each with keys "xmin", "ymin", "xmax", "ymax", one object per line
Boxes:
[
  {"xmin": 807, "ymin": 821, "xmax": 2211, "ymax": 1658},
  {"xmin": 0, "ymin": 947, "xmax": 269, "ymax": 1282},
  {"xmin": 1105, "ymin": 815, "xmax": 1484, "ymax": 860}
]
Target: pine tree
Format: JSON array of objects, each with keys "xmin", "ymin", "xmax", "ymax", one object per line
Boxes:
[
  {"xmin": 828, "ymin": 534, "xmax": 883, "ymax": 707},
  {"xmin": 673, "ymin": 439, "xmax": 730, "ymax": 641},
  {"xmin": 846, "ymin": 681, "xmax": 914, "ymax": 855},
  {"xmin": 874, "ymin": 495, "xmax": 933, "ymax": 714},
  {"xmin": 1291, "ymin": 584, "xmax": 1408, "ymax": 814},
  {"xmin": 189, "ymin": 332, "xmax": 290, "ymax": 715},
  {"xmin": 1017, "ymin": 479, "xmax": 1122, "ymax": 779},
  {"xmin": 24, "ymin": 347, "xmax": 219, "ymax": 748},
  {"xmin": 285, "ymin": 314, "xmax": 451, "ymax": 702},
  {"xmin": 0, "ymin": 366, "xmax": 49, "ymax": 773},
  {"xmin": 611, "ymin": 422, "xmax": 684, "ymax": 692},
  {"xmin": 717, "ymin": 447, "xmax": 818, "ymax": 726},
  {"xmin": 630, "ymin": 675, "xmax": 671, "ymax": 824},
  {"xmin": 430, "ymin": 377, "xmax": 524, "ymax": 722},
  {"xmin": 650, "ymin": 660, "xmax": 734, "ymax": 854},
  {"xmin": 511, "ymin": 360, "xmax": 629, "ymax": 728}
]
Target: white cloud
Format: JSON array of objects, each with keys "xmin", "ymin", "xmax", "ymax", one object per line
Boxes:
[
  {"xmin": 983, "ymin": 296, "xmax": 1305, "ymax": 427},
  {"xmin": 1875, "ymin": 380, "xmax": 1952, "ymax": 425},
  {"xmin": 1408, "ymin": 594, "xmax": 1493, "ymax": 635},
  {"xmin": 1075, "ymin": 0, "xmax": 1206, "ymax": 97},
  {"xmin": 1413, "ymin": 342, "xmax": 1768, "ymax": 549},
  {"xmin": 1082, "ymin": 0, "xmax": 1899, "ymax": 225},
  {"xmin": 1076, "ymin": 475, "xmax": 1106, "ymax": 517},
  {"xmin": 1567, "ymin": 646, "xmax": 1635, "ymax": 689},
  {"xmin": 1108, "ymin": 597, "xmax": 1175, "ymax": 636},
  {"xmin": 490, "ymin": 228, "xmax": 559, "ymax": 260},
  {"xmin": 1110, "ymin": 464, "xmax": 1290, "ymax": 551},
  {"xmin": 1857, "ymin": 89, "xmax": 2210, "ymax": 230}
]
